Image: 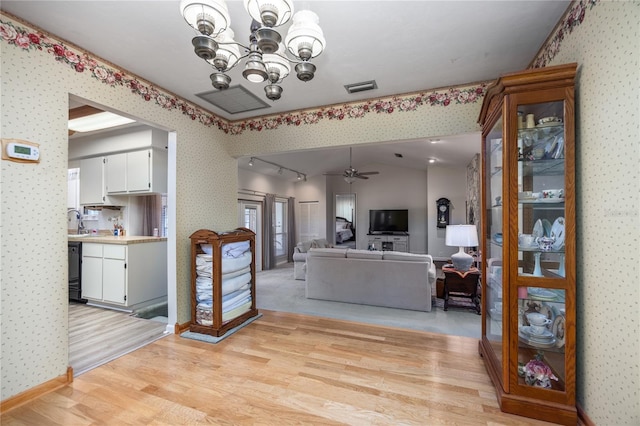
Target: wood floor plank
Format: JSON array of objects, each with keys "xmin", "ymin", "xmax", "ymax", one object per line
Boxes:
[{"xmin": 3, "ymin": 310, "xmax": 559, "ymax": 425}]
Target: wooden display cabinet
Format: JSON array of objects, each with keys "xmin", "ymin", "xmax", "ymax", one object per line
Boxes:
[
  {"xmin": 478, "ymin": 63, "xmax": 577, "ymax": 425},
  {"xmin": 189, "ymin": 228, "xmax": 258, "ymax": 337}
]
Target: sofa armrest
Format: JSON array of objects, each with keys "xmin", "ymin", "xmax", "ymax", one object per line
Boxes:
[{"xmin": 428, "ymin": 262, "xmax": 437, "ymax": 285}]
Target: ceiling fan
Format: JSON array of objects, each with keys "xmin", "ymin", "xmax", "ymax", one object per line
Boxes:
[{"xmin": 324, "ymin": 147, "xmax": 379, "ymax": 182}]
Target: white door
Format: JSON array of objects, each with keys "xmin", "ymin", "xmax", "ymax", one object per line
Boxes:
[{"xmin": 238, "ymin": 200, "xmax": 263, "ymax": 271}]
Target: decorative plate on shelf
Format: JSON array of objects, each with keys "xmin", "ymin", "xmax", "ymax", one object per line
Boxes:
[
  {"xmin": 542, "ymin": 219, "xmax": 553, "ymax": 237},
  {"xmin": 552, "ymin": 315, "xmax": 566, "ymax": 348},
  {"xmin": 532, "ymin": 219, "xmax": 544, "ymax": 239},
  {"xmin": 528, "ymin": 287, "xmax": 558, "ymax": 301},
  {"xmin": 536, "ymin": 121, "xmax": 563, "ymax": 128},
  {"xmin": 551, "ymin": 217, "xmax": 565, "ymax": 250}
]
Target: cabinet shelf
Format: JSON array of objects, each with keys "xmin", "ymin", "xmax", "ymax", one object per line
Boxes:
[{"xmin": 519, "ymin": 159, "xmax": 565, "ymax": 176}]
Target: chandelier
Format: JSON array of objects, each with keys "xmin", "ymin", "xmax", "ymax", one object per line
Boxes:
[{"xmin": 180, "ymin": 0, "xmax": 326, "ymax": 101}]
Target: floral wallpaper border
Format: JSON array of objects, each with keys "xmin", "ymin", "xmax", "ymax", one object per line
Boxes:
[
  {"xmin": 1, "ymin": 1, "xmax": 600, "ymax": 135},
  {"xmin": 531, "ymin": 0, "xmax": 601, "ymax": 68}
]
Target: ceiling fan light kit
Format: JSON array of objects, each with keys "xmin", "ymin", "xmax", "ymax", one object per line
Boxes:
[{"xmin": 180, "ymin": 0, "xmax": 326, "ymax": 101}]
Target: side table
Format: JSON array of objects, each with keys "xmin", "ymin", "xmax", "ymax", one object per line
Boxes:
[{"xmin": 442, "ymin": 266, "xmax": 481, "ymax": 315}]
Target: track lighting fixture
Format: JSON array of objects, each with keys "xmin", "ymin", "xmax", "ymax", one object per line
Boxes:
[{"xmin": 247, "ymin": 156, "xmax": 306, "ymax": 181}]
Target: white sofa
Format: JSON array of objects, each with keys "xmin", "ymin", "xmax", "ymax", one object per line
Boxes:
[
  {"xmin": 305, "ymin": 248, "xmax": 437, "ymax": 311},
  {"xmin": 293, "ymin": 238, "xmax": 332, "ymax": 280}
]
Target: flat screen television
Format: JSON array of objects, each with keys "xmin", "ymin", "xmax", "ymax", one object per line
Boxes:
[{"xmin": 369, "ymin": 209, "xmax": 409, "ymax": 234}]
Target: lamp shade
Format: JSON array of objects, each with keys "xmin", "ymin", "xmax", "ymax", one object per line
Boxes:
[
  {"xmin": 180, "ymin": 0, "xmax": 231, "ymax": 37},
  {"xmin": 445, "ymin": 225, "xmax": 478, "ymax": 271},
  {"xmin": 285, "ymin": 10, "xmax": 325, "ymax": 61},
  {"xmin": 445, "ymin": 225, "xmax": 479, "ymax": 248},
  {"xmin": 244, "ymin": 0, "xmax": 293, "ymax": 27}
]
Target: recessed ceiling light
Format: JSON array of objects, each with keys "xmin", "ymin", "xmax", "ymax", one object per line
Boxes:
[
  {"xmin": 428, "ymin": 158, "xmax": 436, "ymax": 163},
  {"xmin": 430, "ymin": 139, "xmax": 441, "ymax": 144},
  {"xmin": 68, "ymin": 111, "xmax": 135, "ymax": 132}
]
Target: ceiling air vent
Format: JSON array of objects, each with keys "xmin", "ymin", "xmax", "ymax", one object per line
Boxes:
[
  {"xmin": 196, "ymin": 85, "xmax": 270, "ymax": 114},
  {"xmin": 344, "ymin": 80, "xmax": 378, "ymax": 94}
]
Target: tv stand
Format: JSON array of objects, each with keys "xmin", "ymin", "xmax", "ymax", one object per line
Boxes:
[{"xmin": 367, "ymin": 234, "xmax": 409, "ymax": 252}]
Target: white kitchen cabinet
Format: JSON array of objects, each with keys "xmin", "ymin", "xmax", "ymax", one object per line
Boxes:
[
  {"xmin": 105, "ymin": 153, "xmax": 127, "ymax": 193},
  {"xmin": 81, "ymin": 240, "xmax": 167, "ymax": 310},
  {"xmin": 105, "ymin": 148, "xmax": 167, "ymax": 195},
  {"xmin": 79, "ymin": 157, "xmax": 105, "ymax": 205},
  {"xmin": 79, "ymin": 157, "xmax": 125, "ymax": 206},
  {"xmin": 81, "ymin": 243, "xmax": 103, "ymax": 300},
  {"xmin": 102, "ymin": 244, "xmax": 127, "ymax": 304}
]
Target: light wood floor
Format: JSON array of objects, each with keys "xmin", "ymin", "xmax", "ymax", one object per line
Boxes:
[
  {"xmin": 69, "ymin": 303, "xmax": 168, "ymax": 376},
  {"xmin": 3, "ymin": 310, "xmax": 556, "ymax": 425}
]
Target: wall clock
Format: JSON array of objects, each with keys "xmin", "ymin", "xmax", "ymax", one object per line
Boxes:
[{"xmin": 436, "ymin": 198, "xmax": 451, "ymax": 228}]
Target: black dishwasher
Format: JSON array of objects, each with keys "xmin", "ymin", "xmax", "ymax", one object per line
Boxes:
[{"xmin": 68, "ymin": 241, "xmax": 85, "ymax": 302}]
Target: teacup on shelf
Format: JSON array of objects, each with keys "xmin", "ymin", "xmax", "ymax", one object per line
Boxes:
[{"xmin": 537, "ymin": 236, "xmax": 555, "ymax": 251}]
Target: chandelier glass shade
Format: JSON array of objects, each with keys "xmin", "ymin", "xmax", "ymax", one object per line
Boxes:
[{"xmin": 180, "ymin": 0, "xmax": 325, "ymax": 101}]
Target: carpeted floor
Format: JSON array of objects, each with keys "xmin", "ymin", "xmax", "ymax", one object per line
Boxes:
[{"xmin": 255, "ymin": 263, "xmax": 481, "ymax": 339}]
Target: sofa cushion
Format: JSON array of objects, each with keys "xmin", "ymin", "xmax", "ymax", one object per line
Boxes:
[
  {"xmin": 311, "ymin": 238, "xmax": 331, "ymax": 248},
  {"xmin": 296, "ymin": 241, "xmax": 313, "ymax": 253},
  {"xmin": 308, "ymin": 247, "xmax": 347, "ymax": 258},
  {"xmin": 383, "ymin": 251, "xmax": 431, "ymax": 262},
  {"xmin": 346, "ymin": 249, "xmax": 383, "ymax": 260}
]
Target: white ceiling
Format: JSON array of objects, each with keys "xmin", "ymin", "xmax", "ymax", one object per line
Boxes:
[{"xmin": 2, "ymin": 0, "xmax": 570, "ymax": 180}]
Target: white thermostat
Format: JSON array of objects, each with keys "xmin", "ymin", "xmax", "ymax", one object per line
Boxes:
[
  {"xmin": 7, "ymin": 142, "xmax": 39, "ymax": 161},
  {"xmin": 2, "ymin": 139, "xmax": 41, "ymax": 163}
]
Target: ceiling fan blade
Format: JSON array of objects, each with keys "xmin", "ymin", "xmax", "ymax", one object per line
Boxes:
[
  {"xmin": 357, "ymin": 171, "xmax": 379, "ymax": 175},
  {"xmin": 356, "ymin": 175, "xmax": 369, "ymax": 179}
]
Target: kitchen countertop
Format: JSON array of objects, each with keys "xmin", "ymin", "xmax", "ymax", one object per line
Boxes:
[{"xmin": 67, "ymin": 235, "xmax": 167, "ymax": 245}]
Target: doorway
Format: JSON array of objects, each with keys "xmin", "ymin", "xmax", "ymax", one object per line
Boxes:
[
  {"xmin": 67, "ymin": 95, "xmax": 175, "ymax": 376},
  {"xmin": 334, "ymin": 193, "xmax": 356, "ymax": 248},
  {"xmin": 238, "ymin": 200, "xmax": 263, "ymax": 271}
]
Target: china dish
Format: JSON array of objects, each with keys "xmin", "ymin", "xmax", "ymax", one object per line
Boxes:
[
  {"xmin": 532, "ymin": 219, "xmax": 544, "ymax": 239},
  {"xmin": 518, "ymin": 330, "xmax": 557, "ymax": 348},
  {"xmin": 551, "ymin": 217, "xmax": 566, "ymax": 250},
  {"xmin": 538, "ymin": 116, "xmax": 563, "ymax": 125},
  {"xmin": 520, "ymin": 326, "xmax": 554, "ymax": 340},
  {"xmin": 528, "ymin": 287, "xmax": 558, "ymax": 301},
  {"xmin": 542, "ymin": 219, "xmax": 552, "ymax": 237},
  {"xmin": 536, "ymin": 121, "xmax": 563, "ymax": 128},
  {"xmin": 552, "ymin": 315, "xmax": 566, "ymax": 348},
  {"xmin": 536, "ymin": 197, "xmax": 564, "ymax": 203}
]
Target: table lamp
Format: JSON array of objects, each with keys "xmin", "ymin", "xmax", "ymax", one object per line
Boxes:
[{"xmin": 445, "ymin": 224, "xmax": 479, "ymax": 271}]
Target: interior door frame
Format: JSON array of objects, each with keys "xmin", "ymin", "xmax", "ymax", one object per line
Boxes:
[
  {"xmin": 334, "ymin": 192, "xmax": 356, "ymax": 246},
  {"xmin": 238, "ymin": 199, "xmax": 263, "ymax": 272}
]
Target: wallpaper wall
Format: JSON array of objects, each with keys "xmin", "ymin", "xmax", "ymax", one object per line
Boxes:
[
  {"xmin": 0, "ymin": 12, "xmax": 236, "ymax": 399},
  {"xmin": 535, "ymin": 2, "xmax": 639, "ymax": 424}
]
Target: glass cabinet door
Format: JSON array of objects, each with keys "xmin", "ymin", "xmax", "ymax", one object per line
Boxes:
[
  {"xmin": 484, "ymin": 116, "xmax": 504, "ymax": 371},
  {"xmin": 515, "ymin": 100, "xmax": 567, "ymax": 392}
]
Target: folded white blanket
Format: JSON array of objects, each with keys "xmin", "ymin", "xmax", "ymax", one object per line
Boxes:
[
  {"xmin": 222, "ymin": 284, "xmax": 250, "ymax": 303},
  {"xmin": 222, "ymin": 289, "xmax": 251, "ymax": 310},
  {"xmin": 221, "ymin": 252, "xmax": 252, "ymax": 274},
  {"xmin": 222, "ymin": 266, "xmax": 251, "ymax": 280},
  {"xmin": 222, "ymin": 272, "xmax": 251, "ymax": 296},
  {"xmin": 195, "ymin": 272, "xmax": 252, "ymax": 304},
  {"xmin": 222, "ymin": 241, "xmax": 250, "ymax": 259}
]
